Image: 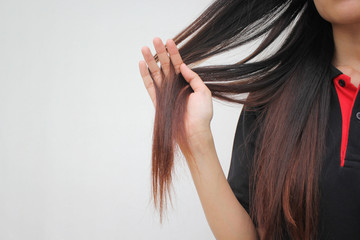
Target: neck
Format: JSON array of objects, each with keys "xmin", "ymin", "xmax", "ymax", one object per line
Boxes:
[{"xmin": 332, "ymin": 23, "xmax": 360, "ymax": 72}]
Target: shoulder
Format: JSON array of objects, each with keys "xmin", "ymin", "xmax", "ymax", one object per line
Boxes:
[{"xmin": 236, "ymin": 106, "xmax": 262, "ymax": 141}]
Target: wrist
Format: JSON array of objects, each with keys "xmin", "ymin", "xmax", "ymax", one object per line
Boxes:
[{"xmin": 187, "ymin": 127, "xmax": 214, "ymax": 153}]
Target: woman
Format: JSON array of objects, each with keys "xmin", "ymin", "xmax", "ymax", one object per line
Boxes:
[{"xmin": 139, "ymin": 0, "xmax": 360, "ymax": 239}]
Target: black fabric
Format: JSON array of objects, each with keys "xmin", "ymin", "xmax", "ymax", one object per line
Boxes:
[
  {"xmin": 227, "ymin": 65, "xmax": 360, "ymax": 239},
  {"xmin": 227, "ymin": 108, "xmax": 259, "ymax": 215}
]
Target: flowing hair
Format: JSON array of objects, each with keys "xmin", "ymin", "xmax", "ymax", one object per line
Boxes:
[{"xmin": 150, "ymin": 0, "xmax": 334, "ymax": 239}]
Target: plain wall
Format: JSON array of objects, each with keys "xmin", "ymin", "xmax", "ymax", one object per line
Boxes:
[{"xmin": 0, "ymin": 0, "xmax": 256, "ymax": 239}]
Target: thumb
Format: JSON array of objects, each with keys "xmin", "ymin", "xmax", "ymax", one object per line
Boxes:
[{"xmin": 180, "ymin": 63, "xmax": 206, "ymax": 92}]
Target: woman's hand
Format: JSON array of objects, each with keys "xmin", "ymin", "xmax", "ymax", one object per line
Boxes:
[{"xmin": 139, "ymin": 38, "xmax": 213, "ymax": 142}]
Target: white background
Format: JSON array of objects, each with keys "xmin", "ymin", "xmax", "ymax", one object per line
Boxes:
[{"xmin": 0, "ymin": 0, "xmax": 255, "ymax": 239}]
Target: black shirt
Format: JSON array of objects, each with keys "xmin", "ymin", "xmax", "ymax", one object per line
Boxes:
[{"xmin": 227, "ymin": 65, "xmax": 360, "ymax": 239}]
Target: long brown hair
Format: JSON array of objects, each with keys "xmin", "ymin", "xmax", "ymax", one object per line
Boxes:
[{"xmin": 150, "ymin": 0, "xmax": 334, "ymax": 239}]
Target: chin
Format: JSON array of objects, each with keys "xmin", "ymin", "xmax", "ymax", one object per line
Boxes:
[{"xmin": 314, "ymin": 0, "xmax": 360, "ymax": 25}]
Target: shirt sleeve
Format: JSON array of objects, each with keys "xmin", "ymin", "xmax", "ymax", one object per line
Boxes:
[{"xmin": 226, "ymin": 107, "xmax": 258, "ymax": 214}]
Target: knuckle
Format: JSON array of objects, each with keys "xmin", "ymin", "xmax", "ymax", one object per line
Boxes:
[
  {"xmin": 145, "ymin": 80, "xmax": 154, "ymax": 90},
  {"xmin": 161, "ymin": 61, "xmax": 170, "ymax": 68},
  {"xmin": 205, "ymin": 88, "xmax": 212, "ymax": 95},
  {"xmin": 152, "ymin": 72, "xmax": 162, "ymax": 80}
]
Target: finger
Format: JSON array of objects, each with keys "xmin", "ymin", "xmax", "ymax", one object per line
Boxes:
[
  {"xmin": 139, "ymin": 60, "xmax": 156, "ymax": 107},
  {"xmin": 153, "ymin": 37, "xmax": 171, "ymax": 77},
  {"xmin": 141, "ymin": 46, "xmax": 162, "ymax": 86},
  {"xmin": 166, "ymin": 39, "xmax": 183, "ymax": 74},
  {"xmin": 180, "ymin": 63, "xmax": 208, "ymax": 93}
]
